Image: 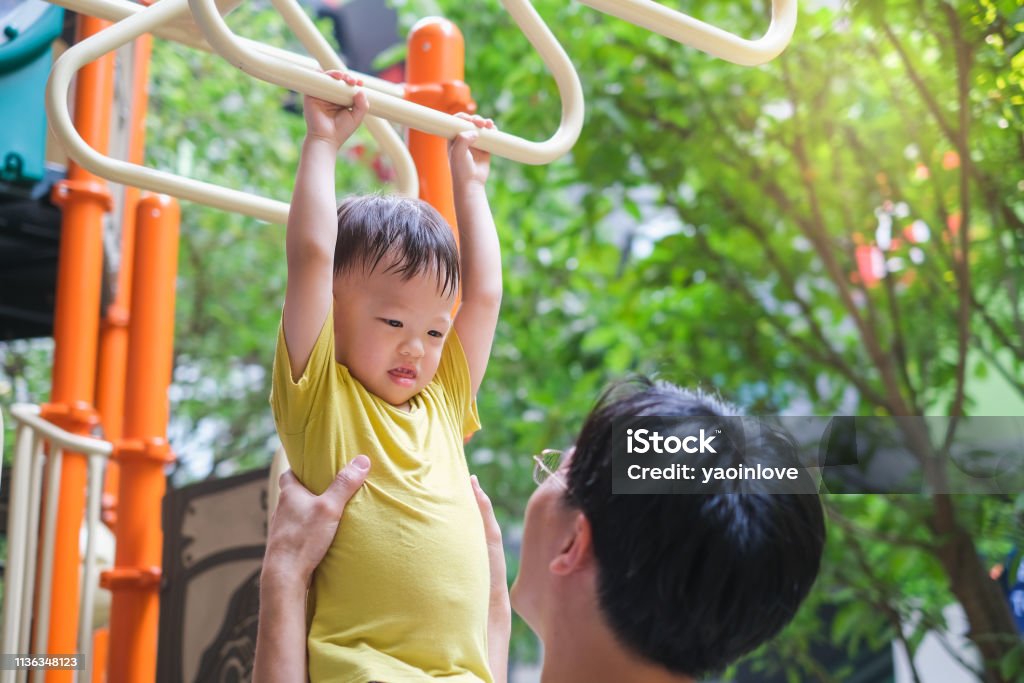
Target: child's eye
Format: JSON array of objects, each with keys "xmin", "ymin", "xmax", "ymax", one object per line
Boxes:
[
  {"xmin": 381, "ymin": 319, "xmax": 403, "ymax": 328},
  {"xmin": 428, "ymin": 330, "xmax": 444, "ymax": 338}
]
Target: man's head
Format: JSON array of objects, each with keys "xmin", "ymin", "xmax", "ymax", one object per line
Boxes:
[
  {"xmin": 511, "ymin": 378, "xmax": 826, "ymax": 679},
  {"xmin": 331, "ymin": 195, "xmax": 460, "ymax": 407}
]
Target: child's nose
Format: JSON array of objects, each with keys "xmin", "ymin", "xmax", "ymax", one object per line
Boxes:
[{"xmin": 400, "ymin": 336, "xmax": 424, "ymax": 357}]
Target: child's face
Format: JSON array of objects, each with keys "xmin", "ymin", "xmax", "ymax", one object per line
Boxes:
[{"xmin": 333, "ymin": 264, "xmax": 456, "ymax": 408}]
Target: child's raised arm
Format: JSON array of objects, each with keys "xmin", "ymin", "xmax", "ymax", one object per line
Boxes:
[
  {"xmin": 449, "ymin": 115, "xmax": 502, "ymax": 398},
  {"xmin": 282, "ymin": 70, "xmax": 367, "ymax": 381}
]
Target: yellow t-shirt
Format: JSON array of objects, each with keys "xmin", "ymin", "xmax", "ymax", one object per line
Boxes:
[{"xmin": 270, "ymin": 310, "xmax": 492, "ymax": 683}]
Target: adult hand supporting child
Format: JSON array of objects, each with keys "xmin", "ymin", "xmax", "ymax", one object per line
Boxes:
[
  {"xmin": 253, "ymin": 456, "xmax": 371, "ymax": 683},
  {"xmin": 472, "ymin": 475, "xmax": 512, "ymax": 683}
]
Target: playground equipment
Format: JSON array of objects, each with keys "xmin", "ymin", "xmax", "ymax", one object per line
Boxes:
[
  {"xmin": 44, "ymin": 0, "xmax": 797, "ymax": 223},
  {"xmin": 1, "ymin": 0, "xmax": 799, "ymax": 681}
]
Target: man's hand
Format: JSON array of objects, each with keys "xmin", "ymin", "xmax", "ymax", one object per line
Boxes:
[
  {"xmin": 449, "ymin": 113, "xmax": 495, "ymax": 188},
  {"xmin": 263, "ymin": 456, "xmax": 371, "ymax": 586},
  {"xmin": 303, "ymin": 70, "xmax": 369, "ymax": 149},
  {"xmin": 254, "ymin": 456, "xmax": 370, "ymax": 683},
  {"xmin": 472, "ymin": 475, "xmax": 511, "ymax": 683}
]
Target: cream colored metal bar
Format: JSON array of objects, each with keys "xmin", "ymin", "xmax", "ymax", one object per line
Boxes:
[
  {"xmin": 0, "ymin": 423, "xmax": 35, "ymax": 683},
  {"xmin": 9, "ymin": 404, "xmax": 113, "ymax": 456},
  {"xmin": 78, "ymin": 453, "xmax": 107, "ymax": 677},
  {"xmin": 579, "ymin": 0, "xmax": 797, "ymax": 66},
  {"xmin": 47, "ymin": 0, "xmax": 291, "ymax": 222},
  {"xmin": 190, "ymin": 0, "xmax": 585, "ymax": 165},
  {"xmin": 33, "ymin": 447, "xmax": 64, "ymax": 659},
  {"xmin": 267, "ymin": 0, "xmax": 417, "ymax": 196},
  {"xmin": 46, "ymin": 0, "xmax": 416, "ymax": 196},
  {"xmin": 46, "ymin": 0, "xmax": 404, "ymax": 97},
  {"xmin": 16, "ymin": 441, "xmax": 45, "ymax": 683}
]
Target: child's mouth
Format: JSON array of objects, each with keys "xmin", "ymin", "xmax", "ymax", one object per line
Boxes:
[{"xmin": 388, "ymin": 368, "xmax": 417, "ymax": 386}]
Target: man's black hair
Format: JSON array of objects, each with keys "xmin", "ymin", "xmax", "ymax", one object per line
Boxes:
[
  {"xmin": 566, "ymin": 377, "xmax": 826, "ymax": 678},
  {"xmin": 334, "ymin": 195, "xmax": 460, "ymax": 297}
]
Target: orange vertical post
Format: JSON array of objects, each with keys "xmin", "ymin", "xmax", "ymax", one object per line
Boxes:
[
  {"xmin": 90, "ymin": 628, "xmax": 109, "ymax": 682},
  {"xmin": 42, "ymin": 15, "xmax": 114, "ymax": 681},
  {"xmin": 95, "ymin": 34, "xmax": 154, "ymax": 529},
  {"xmin": 405, "ymin": 17, "xmax": 475, "ymax": 226},
  {"xmin": 101, "ymin": 194, "xmax": 180, "ymax": 683}
]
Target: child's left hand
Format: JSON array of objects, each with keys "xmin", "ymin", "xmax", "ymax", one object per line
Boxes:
[{"xmin": 449, "ymin": 113, "xmax": 495, "ymax": 187}]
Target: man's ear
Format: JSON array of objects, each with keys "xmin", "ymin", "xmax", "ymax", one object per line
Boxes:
[{"xmin": 549, "ymin": 512, "xmax": 593, "ymax": 576}]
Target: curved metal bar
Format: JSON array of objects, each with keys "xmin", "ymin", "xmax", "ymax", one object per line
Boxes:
[
  {"xmin": 267, "ymin": 0, "xmax": 418, "ymax": 196},
  {"xmin": 189, "ymin": 0, "xmax": 586, "ymax": 165},
  {"xmin": 44, "ymin": 0, "xmax": 417, "ymax": 224},
  {"xmin": 46, "ymin": 0, "xmax": 797, "ymax": 208},
  {"xmin": 579, "ymin": 0, "xmax": 798, "ymax": 66},
  {"xmin": 8, "ymin": 404, "xmax": 112, "ymax": 456},
  {"xmin": 46, "ymin": 0, "xmax": 405, "ymax": 97},
  {"xmin": 46, "ymin": 0, "xmax": 291, "ymax": 223}
]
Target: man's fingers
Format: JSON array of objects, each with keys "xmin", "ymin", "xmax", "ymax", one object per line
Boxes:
[
  {"xmin": 471, "ymin": 475, "xmax": 503, "ymax": 546},
  {"xmin": 278, "ymin": 469, "xmax": 298, "ymax": 492},
  {"xmin": 324, "ymin": 454, "xmax": 371, "ymax": 508}
]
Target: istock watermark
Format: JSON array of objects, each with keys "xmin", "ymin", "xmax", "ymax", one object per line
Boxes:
[
  {"xmin": 611, "ymin": 416, "xmax": 1024, "ymax": 495},
  {"xmin": 625, "ymin": 427, "xmax": 719, "ymax": 455}
]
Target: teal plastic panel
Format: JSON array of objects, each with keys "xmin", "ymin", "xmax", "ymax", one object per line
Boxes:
[{"xmin": 0, "ymin": 4, "xmax": 64, "ymax": 184}]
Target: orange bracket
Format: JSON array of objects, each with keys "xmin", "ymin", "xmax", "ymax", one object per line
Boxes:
[
  {"xmin": 404, "ymin": 81, "xmax": 476, "ymax": 116},
  {"xmin": 100, "ymin": 566, "xmax": 161, "ymax": 591},
  {"xmin": 39, "ymin": 401, "xmax": 101, "ymax": 434},
  {"xmin": 50, "ymin": 178, "xmax": 114, "ymax": 212},
  {"xmin": 109, "ymin": 438, "xmax": 175, "ymax": 466}
]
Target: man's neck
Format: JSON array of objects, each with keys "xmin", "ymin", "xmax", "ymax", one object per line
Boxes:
[{"xmin": 538, "ymin": 606, "xmax": 695, "ymax": 683}]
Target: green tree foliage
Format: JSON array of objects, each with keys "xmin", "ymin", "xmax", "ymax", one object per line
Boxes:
[{"xmin": 403, "ymin": 0, "xmax": 1024, "ymax": 678}]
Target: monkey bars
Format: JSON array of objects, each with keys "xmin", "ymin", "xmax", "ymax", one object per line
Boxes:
[{"xmin": 45, "ymin": 0, "xmax": 797, "ymax": 224}]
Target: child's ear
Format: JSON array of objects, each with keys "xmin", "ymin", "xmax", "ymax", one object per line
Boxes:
[{"xmin": 549, "ymin": 513, "xmax": 593, "ymax": 576}]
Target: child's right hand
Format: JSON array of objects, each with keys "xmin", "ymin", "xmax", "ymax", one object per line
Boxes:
[{"xmin": 303, "ymin": 70, "xmax": 369, "ymax": 149}]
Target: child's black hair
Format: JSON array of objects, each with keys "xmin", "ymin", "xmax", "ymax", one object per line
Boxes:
[{"xmin": 334, "ymin": 195, "xmax": 460, "ymax": 298}]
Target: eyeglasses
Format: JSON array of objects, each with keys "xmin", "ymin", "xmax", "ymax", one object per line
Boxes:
[{"xmin": 532, "ymin": 448, "xmax": 568, "ymax": 489}]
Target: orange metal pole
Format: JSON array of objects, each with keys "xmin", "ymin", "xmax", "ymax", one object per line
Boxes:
[
  {"xmin": 101, "ymin": 194, "xmax": 180, "ymax": 683},
  {"xmin": 42, "ymin": 15, "xmax": 114, "ymax": 681},
  {"xmin": 405, "ymin": 17, "xmax": 475, "ymax": 228},
  {"xmin": 95, "ymin": 34, "xmax": 154, "ymax": 529},
  {"xmin": 90, "ymin": 628, "xmax": 108, "ymax": 682}
]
